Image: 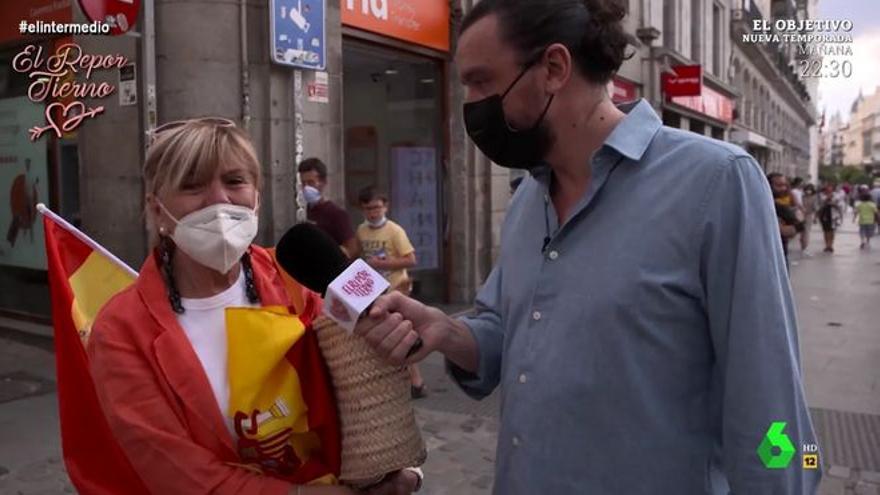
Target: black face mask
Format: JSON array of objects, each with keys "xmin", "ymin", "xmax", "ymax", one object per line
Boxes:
[{"xmin": 463, "ymin": 62, "xmax": 555, "ymax": 170}]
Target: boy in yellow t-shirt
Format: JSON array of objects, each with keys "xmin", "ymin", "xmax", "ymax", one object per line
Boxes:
[{"xmin": 356, "ymin": 186, "xmax": 426, "ymax": 398}]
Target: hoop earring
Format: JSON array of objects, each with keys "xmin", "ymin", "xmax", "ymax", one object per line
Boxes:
[{"xmin": 159, "ymin": 235, "xmax": 184, "ymax": 314}]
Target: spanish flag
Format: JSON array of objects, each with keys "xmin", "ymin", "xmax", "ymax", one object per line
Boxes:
[{"xmin": 39, "ymin": 204, "xmax": 150, "ymax": 495}]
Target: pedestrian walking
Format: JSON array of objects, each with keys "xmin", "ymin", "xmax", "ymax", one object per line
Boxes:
[
  {"xmin": 800, "ymin": 183, "xmax": 817, "ymax": 255},
  {"xmin": 854, "ymin": 187, "xmax": 878, "ymax": 249},
  {"xmin": 819, "ymin": 184, "xmax": 843, "ymax": 253}
]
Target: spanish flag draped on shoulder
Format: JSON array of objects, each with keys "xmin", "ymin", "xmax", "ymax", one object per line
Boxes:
[
  {"xmin": 40, "ymin": 205, "xmax": 342, "ymax": 492},
  {"xmin": 39, "ymin": 203, "xmax": 150, "ymax": 494}
]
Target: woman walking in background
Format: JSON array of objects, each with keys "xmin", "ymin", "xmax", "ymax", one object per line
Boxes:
[
  {"xmin": 818, "ymin": 183, "xmax": 842, "ymax": 253},
  {"xmin": 800, "ymin": 183, "xmax": 817, "ymax": 256}
]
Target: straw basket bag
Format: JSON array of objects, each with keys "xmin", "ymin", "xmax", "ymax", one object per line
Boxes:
[{"xmin": 312, "ymin": 315, "xmax": 427, "ymax": 488}]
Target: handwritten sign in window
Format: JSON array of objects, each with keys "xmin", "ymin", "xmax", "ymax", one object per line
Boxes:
[{"xmin": 391, "ymin": 147, "xmax": 439, "ymax": 271}]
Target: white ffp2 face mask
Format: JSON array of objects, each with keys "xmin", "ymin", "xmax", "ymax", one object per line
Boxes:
[{"xmin": 159, "ymin": 198, "xmax": 259, "ymax": 274}]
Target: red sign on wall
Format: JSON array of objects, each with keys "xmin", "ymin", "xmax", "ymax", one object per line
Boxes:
[
  {"xmin": 341, "ymin": 0, "xmax": 450, "ymax": 52},
  {"xmin": 662, "ymin": 65, "xmax": 702, "ymax": 97},
  {"xmin": 77, "ymin": 0, "xmax": 140, "ymax": 35},
  {"xmin": 608, "ymin": 77, "xmax": 639, "ymax": 103},
  {"xmin": 670, "ymin": 86, "xmax": 734, "ymax": 124}
]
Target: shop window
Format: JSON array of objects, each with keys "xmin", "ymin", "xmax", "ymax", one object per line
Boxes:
[{"xmin": 342, "ymin": 41, "xmax": 445, "ymax": 300}]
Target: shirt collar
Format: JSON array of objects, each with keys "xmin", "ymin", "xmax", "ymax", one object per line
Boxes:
[
  {"xmin": 602, "ymin": 99, "xmax": 662, "ymax": 162},
  {"xmin": 529, "ymin": 98, "xmax": 662, "ymax": 179}
]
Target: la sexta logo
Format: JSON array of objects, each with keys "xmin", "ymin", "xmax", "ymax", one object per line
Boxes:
[{"xmin": 12, "ymin": 43, "xmax": 128, "ymax": 141}]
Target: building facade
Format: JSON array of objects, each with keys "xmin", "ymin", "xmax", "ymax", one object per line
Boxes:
[
  {"xmin": 843, "ymin": 90, "xmax": 880, "ymax": 174},
  {"xmin": 728, "ymin": 0, "xmax": 816, "ymax": 178}
]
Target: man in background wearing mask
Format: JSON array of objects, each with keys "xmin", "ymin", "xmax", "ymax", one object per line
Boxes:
[
  {"xmin": 297, "ymin": 158, "xmax": 359, "ymax": 258},
  {"xmin": 354, "ymin": 0, "xmax": 819, "ymax": 493}
]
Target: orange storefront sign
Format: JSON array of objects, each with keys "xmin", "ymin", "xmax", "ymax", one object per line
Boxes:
[
  {"xmin": 1, "ymin": 0, "xmax": 73, "ymax": 45},
  {"xmin": 341, "ymin": 0, "xmax": 449, "ymax": 52}
]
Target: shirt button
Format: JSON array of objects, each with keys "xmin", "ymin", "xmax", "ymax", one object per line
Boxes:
[
  {"xmin": 512, "ymin": 436, "xmax": 521, "ymax": 447},
  {"xmin": 532, "ymin": 311, "xmax": 542, "ymax": 321},
  {"xmin": 519, "ymin": 373, "xmax": 528, "ymax": 384},
  {"xmin": 548, "ymin": 250, "xmax": 559, "ymax": 260}
]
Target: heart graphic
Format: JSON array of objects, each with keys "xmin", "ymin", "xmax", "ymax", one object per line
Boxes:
[{"xmin": 30, "ymin": 102, "xmax": 104, "ymax": 141}]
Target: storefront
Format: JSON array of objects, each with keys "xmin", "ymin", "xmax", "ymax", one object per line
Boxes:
[
  {"xmin": 660, "ymin": 64, "xmax": 734, "ymax": 140},
  {"xmin": 0, "ymin": 1, "xmax": 79, "ymax": 321},
  {"xmin": 340, "ymin": 1, "xmax": 450, "ymax": 301}
]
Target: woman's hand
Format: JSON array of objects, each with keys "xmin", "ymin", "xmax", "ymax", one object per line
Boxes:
[{"xmin": 363, "ymin": 470, "xmax": 420, "ymax": 495}]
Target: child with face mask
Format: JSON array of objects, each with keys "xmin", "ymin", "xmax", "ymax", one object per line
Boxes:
[{"xmin": 355, "ymin": 186, "xmax": 426, "ymax": 398}]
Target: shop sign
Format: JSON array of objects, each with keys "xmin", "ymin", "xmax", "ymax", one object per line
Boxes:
[
  {"xmin": 607, "ymin": 77, "xmax": 638, "ymax": 103},
  {"xmin": 77, "ymin": 0, "xmax": 140, "ymax": 35},
  {"xmin": 662, "ymin": 65, "xmax": 702, "ymax": 97},
  {"xmin": 271, "ymin": 0, "xmax": 326, "ymax": 70},
  {"xmin": 670, "ymin": 85, "xmax": 734, "ymax": 124},
  {"xmin": 342, "ymin": 0, "xmax": 449, "ymax": 52},
  {"xmin": 0, "ymin": 0, "xmax": 72, "ymax": 45}
]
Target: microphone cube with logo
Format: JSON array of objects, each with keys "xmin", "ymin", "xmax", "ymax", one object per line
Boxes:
[{"xmin": 322, "ymin": 259, "xmax": 390, "ymax": 332}]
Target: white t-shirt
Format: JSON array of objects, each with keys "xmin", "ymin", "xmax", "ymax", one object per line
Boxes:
[{"xmin": 177, "ymin": 269, "xmax": 256, "ymax": 440}]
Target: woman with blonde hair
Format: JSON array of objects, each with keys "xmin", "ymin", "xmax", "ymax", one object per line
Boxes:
[{"xmin": 87, "ymin": 118, "xmax": 420, "ymax": 495}]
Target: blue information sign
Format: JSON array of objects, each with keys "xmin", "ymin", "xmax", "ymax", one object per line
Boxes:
[{"xmin": 270, "ymin": 0, "xmax": 326, "ymax": 70}]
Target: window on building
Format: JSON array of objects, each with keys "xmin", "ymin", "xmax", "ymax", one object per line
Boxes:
[
  {"xmin": 664, "ymin": 0, "xmax": 678, "ymax": 50},
  {"xmin": 692, "ymin": 0, "xmax": 702, "ymax": 65},
  {"xmin": 713, "ymin": 3, "xmax": 722, "ymax": 77}
]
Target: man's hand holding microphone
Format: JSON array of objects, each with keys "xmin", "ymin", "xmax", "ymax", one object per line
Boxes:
[{"xmin": 355, "ymin": 292, "xmax": 479, "ymax": 375}]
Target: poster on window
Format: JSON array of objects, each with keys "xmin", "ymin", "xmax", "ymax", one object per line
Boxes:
[
  {"xmin": 391, "ymin": 147, "xmax": 439, "ymax": 271},
  {"xmin": 0, "ymin": 96, "xmax": 48, "ymax": 270}
]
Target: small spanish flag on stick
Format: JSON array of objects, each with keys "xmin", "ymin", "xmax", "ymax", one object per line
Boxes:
[{"xmin": 38, "ymin": 204, "xmax": 150, "ymax": 494}]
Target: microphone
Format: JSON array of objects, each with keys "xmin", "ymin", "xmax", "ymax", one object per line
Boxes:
[{"xmin": 276, "ymin": 224, "xmax": 423, "ymax": 355}]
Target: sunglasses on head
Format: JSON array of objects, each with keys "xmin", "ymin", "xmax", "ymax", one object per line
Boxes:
[{"xmin": 148, "ymin": 117, "xmax": 236, "ymax": 145}]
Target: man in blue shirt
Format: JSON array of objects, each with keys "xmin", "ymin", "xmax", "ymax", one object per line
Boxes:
[{"xmin": 356, "ymin": 0, "xmax": 820, "ymax": 493}]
